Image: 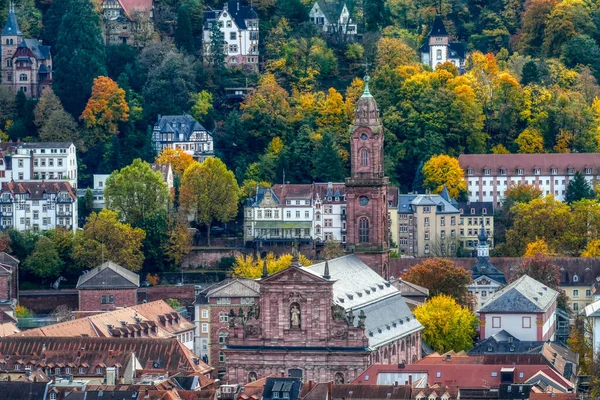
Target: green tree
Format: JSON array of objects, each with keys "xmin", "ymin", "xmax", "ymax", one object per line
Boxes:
[
  {"xmin": 321, "ymin": 241, "xmax": 345, "ymax": 260},
  {"xmin": 81, "ymin": 188, "xmax": 94, "ymax": 219},
  {"xmin": 73, "ymin": 210, "xmax": 146, "ymax": 272},
  {"xmin": 40, "ymin": 110, "xmax": 80, "ymax": 144},
  {"xmin": 175, "ymin": 6, "xmax": 195, "ymax": 53},
  {"xmin": 313, "ymin": 131, "xmax": 344, "ymax": 182},
  {"xmin": 8, "ymin": 230, "xmax": 38, "ymax": 263},
  {"xmin": 566, "ymin": 171, "xmax": 594, "ymax": 203},
  {"xmin": 180, "ymin": 158, "xmax": 239, "ymax": 246},
  {"xmin": 512, "ymin": 254, "xmax": 569, "ymax": 311},
  {"xmin": 414, "ymin": 294, "xmax": 478, "ymax": 353},
  {"xmin": 561, "ymin": 35, "xmax": 600, "ymax": 73},
  {"xmin": 33, "ymin": 89, "xmax": 63, "ymax": 130},
  {"xmin": 53, "ymin": 0, "xmax": 106, "ymax": 117},
  {"xmin": 208, "ymin": 22, "xmax": 226, "ymax": 69},
  {"xmin": 520, "ymin": 60, "xmax": 540, "ymax": 85},
  {"xmin": 106, "ymin": 44, "xmax": 138, "ymax": 80},
  {"xmin": 104, "ymin": 159, "xmax": 170, "ymax": 225},
  {"xmin": 0, "ymin": 87, "xmax": 16, "ymax": 130},
  {"xmin": 42, "ymin": 0, "xmax": 71, "ymax": 47},
  {"xmin": 190, "ymin": 91, "xmax": 214, "ymax": 125},
  {"xmin": 364, "ymin": 0, "xmax": 386, "ymax": 31},
  {"xmin": 402, "ymin": 258, "xmax": 472, "ymax": 306},
  {"xmin": 23, "ymin": 236, "xmax": 63, "ymax": 281}
]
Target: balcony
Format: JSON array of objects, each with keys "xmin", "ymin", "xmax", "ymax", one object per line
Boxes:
[
  {"xmin": 57, "ymin": 211, "xmax": 72, "ymax": 216},
  {"xmin": 346, "ymin": 173, "xmax": 389, "ymax": 187}
]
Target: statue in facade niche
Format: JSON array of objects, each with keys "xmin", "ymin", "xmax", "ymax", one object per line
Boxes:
[{"xmin": 290, "ymin": 303, "xmax": 301, "ymax": 328}]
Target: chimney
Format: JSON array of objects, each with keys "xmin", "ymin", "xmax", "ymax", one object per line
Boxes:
[
  {"xmin": 398, "ymin": 363, "xmax": 405, "ymax": 369},
  {"xmin": 408, "ymin": 375, "xmax": 412, "ymax": 386},
  {"xmin": 105, "ymin": 367, "xmax": 117, "ymax": 386},
  {"xmin": 280, "ymin": 370, "xmax": 285, "ymax": 377},
  {"xmin": 144, "ymin": 388, "xmax": 149, "ymax": 399},
  {"xmin": 394, "ymin": 381, "xmax": 398, "ymax": 387},
  {"xmin": 308, "ymin": 381, "xmax": 313, "ymax": 391},
  {"xmin": 7, "ymin": 375, "xmax": 10, "ymax": 382},
  {"xmin": 328, "ymin": 381, "xmax": 333, "ymax": 398}
]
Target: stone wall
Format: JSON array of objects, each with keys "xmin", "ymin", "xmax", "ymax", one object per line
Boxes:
[
  {"xmin": 0, "ymin": 275, "xmax": 9, "ymax": 302},
  {"xmin": 19, "ymin": 289, "xmax": 78, "ymax": 314},
  {"xmin": 182, "ymin": 248, "xmax": 243, "ymax": 268},
  {"xmin": 138, "ymin": 284, "xmax": 196, "ymax": 306},
  {"xmin": 78, "ymin": 288, "xmax": 137, "ymax": 311}
]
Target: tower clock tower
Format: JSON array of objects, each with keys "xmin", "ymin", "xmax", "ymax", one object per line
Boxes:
[{"xmin": 345, "ymin": 76, "xmax": 390, "ymax": 278}]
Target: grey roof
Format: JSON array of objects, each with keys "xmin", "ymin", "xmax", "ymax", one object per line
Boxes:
[
  {"xmin": 478, "ymin": 275, "xmax": 558, "ymax": 313},
  {"xmin": 154, "ymin": 114, "xmax": 210, "ymax": 139},
  {"xmin": 206, "ymin": 278, "xmax": 260, "ymax": 298},
  {"xmin": 449, "ymin": 42, "xmax": 466, "ymax": 59},
  {"xmin": 263, "ymin": 377, "xmax": 302, "ymax": 400},
  {"xmin": 204, "ymin": 1, "xmax": 258, "ymax": 30},
  {"xmin": 0, "ymin": 381, "xmax": 47, "ymax": 400},
  {"xmin": 306, "ymin": 255, "xmax": 423, "ymax": 349},
  {"xmin": 0, "ymin": 252, "xmax": 19, "ymax": 265},
  {"xmin": 392, "ymin": 279, "xmax": 429, "ymax": 297},
  {"xmin": 315, "ymin": 0, "xmax": 346, "ymax": 22},
  {"xmin": 76, "ymin": 261, "xmax": 140, "ymax": 289},
  {"xmin": 468, "ymin": 330, "xmax": 543, "ymax": 354},
  {"xmin": 398, "ymin": 194, "xmax": 460, "ymax": 214},
  {"xmin": 428, "ymin": 15, "xmax": 448, "ymax": 36},
  {"xmin": 20, "ymin": 142, "xmax": 73, "ymax": 149},
  {"xmin": 584, "ymin": 299, "xmax": 600, "ymax": 317},
  {"xmin": 2, "ymin": 9, "xmax": 22, "ymax": 36},
  {"xmin": 252, "ymin": 187, "xmax": 280, "ymax": 207},
  {"xmin": 18, "ymin": 39, "xmax": 51, "ymax": 60},
  {"xmin": 457, "ymin": 201, "xmax": 494, "ymax": 216}
]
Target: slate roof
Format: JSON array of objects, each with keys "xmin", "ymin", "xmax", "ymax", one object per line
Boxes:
[
  {"xmin": 204, "ymin": 1, "xmax": 258, "ymax": 30},
  {"xmin": 392, "ymin": 279, "xmax": 429, "ymax": 297},
  {"xmin": 478, "ymin": 275, "xmax": 558, "ymax": 313},
  {"xmin": 1, "ymin": 181, "xmax": 77, "ymax": 201},
  {"xmin": 251, "ymin": 188, "xmax": 280, "ymax": 207},
  {"xmin": 154, "ymin": 114, "xmax": 210, "ymax": 138},
  {"xmin": 398, "ymin": 194, "xmax": 460, "ymax": 214},
  {"xmin": 2, "ymin": 8, "xmax": 22, "ymax": 36},
  {"xmin": 17, "ymin": 39, "xmax": 51, "ymax": 60},
  {"xmin": 307, "ymin": 255, "xmax": 423, "ymax": 349},
  {"xmin": 468, "ymin": 330, "xmax": 546, "ymax": 355},
  {"xmin": 457, "ymin": 201, "xmax": 494, "ymax": 216},
  {"xmin": 205, "ymin": 278, "xmax": 260, "ymax": 298},
  {"xmin": 584, "ymin": 298, "xmax": 600, "ymax": 317},
  {"xmin": 314, "ymin": 0, "xmax": 346, "ymax": 23},
  {"xmin": 263, "ymin": 377, "xmax": 302, "ymax": 400},
  {"xmin": 428, "ymin": 15, "xmax": 448, "ymax": 36},
  {"xmin": 76, "ymin": 261, "xmax": 140, "ymax": 289},
  {"xmin": 448, "ymin": 42, "xmax": 466, "ymax": 59},
  {"xmin": 20, "ymin": 142, "xmax": 73, "ymax": 149},
  {"xmin": 0, "ymin": 381, "xmax": 48, "ymax": 400}
]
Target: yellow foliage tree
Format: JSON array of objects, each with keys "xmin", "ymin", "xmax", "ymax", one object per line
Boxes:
[
  {"xmin": 80, "ymin": 76, "xmax": 129, "ymax": 140},
  {"xmin": 414, "ymin": 294, "xmax": 478, "ymax": 353},
  {"xmin": 375, "ymin": 37, "xmax": 416, "ymax": 70},
  {"xmin": 554, "ymin": 131, "xmax": 574, "ymax": 153},
  {"xmin": 516, "ymin": 127, "xmax": 545, "ymax": 153},
  {"xmin": 317, "ymin": 88, "xmax": 346, "ymax": 129},
  {"xmin": 233, "ymin": 252, "xmax": 312, "ymax": 278},
  {"xmin": 155, "ymin": 147, "xmax": 196, "ymax": 175},
  {"xmin": 163, "ymin": 221, "xmax": 192, "ymax": 266},
  {"xmin": 582, "ymin": 240, "xmax": 600, "ymax": 257},
  {"xmin": 491, "ymin": 144, "xmax": 510, "ymax": 154},
  {"xmin": 345, "ymin": 77, "xmax": 364, "ymax": 122},
  {"xmin": 524, "ymin": 238, "xmax": 553, "ymax": 257},
  {"xmin": 422, "ymin": 155, "xmax": 468, "ymax": 199}
]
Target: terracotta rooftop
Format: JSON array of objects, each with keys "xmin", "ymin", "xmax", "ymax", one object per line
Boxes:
[
  {"xmin": 458, "ymin": 153, "xmax": 600, "ymax": 174},
  {"xmin": 14, "ymin": 300, "xmax": 193, "ymax": 339},
  {"xmin": 300, "ymin": 382, "xmax": 412, "ymax": 399},
  {"xmin": 1, "ymin": 181, "xmax": 76, "ymax": 200},
  {"xmin": 117, "ymin": 0, "xmax": 153, "ymax": 17},
  {"xmin": 0, "ymin": 337, "xmax": 212, "ymax": 377}
]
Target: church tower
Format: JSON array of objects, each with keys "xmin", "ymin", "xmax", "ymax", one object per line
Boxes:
[
  {"xmin": 345, "ymin": 75, "xmax": 390, "ymax": 278},
  {"xmin": 1, "ymin": 3, "xmax": 23, "ymax": 89},
  {"xmin": 427, "ymin": 15, "xmax": 449, "ymax": 70}
]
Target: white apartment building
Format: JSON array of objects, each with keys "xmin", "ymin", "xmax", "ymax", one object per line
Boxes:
[
  {"xmin": 0, "ymin": 142, "xmax": 78, "ymax": 188},
  {"xmin": 458, "ymin": 153, "xmax": 600, "ymax": 205},
  {"xmin": 203, "ymin": 0, "xmax": 259, "ymax": 72},
  {"xmin": 309, "ymin": 0, "xmax": 357, "ymax": 36},
  {"xmin": 0, "ymin": 181, "xmax": 78, "ymax": 232}
]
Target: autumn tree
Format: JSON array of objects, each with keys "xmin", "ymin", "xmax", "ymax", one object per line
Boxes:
[
  {"xmin": 568, "ymin": 316, "xmax": 593, "ymax": 376},
  {"xmin": 414, "ymin": 294, "xmax": 478, "ymax": 353},
  {"xmin": 375, "ymin": 37, "xmax": 416, "ymax": 70},
  {"xmin": 582, "ymin": 240, "xmax": 600, "ymax": 257},
  {"xmin": 81, "ymin": 76, "xmax": 130, "ymax": 144},
  {"xmin": 73, "ymin": 210, "xmax": 146, "ymax": 272},
  {"xmin": 422, "ymin": 155, "xmax": 468, "ymax": 200},
  {"xmin": 155, "ymin": 147, "xmax": 195, "ymax": 175},
  {"xmin": 190, "ymin": 91, "xmax": 214, "ymax": 125},
  {"xmin": 180, "ymin": 158, "xmax": 239, "ymax": 246},
  {"xmin": 524, "ymin": 238, "xmax": 553, "ymax": 257},
  {"xmin": 34, "ymin": 89, "xmax": 63, "ymax": 129},
  {"xmin": 516, "ymin": 127, "xmax": 545, "ymax": 153},
  {"xmin": 104, "ymin": 159, "xmax": 170, "ymax": 225},
  {"xmin": 163, "ymin": 217, "xmax": 192, "ymax": 267},
  {"xmin": 233, "ymin": 252, "xmax": 312, "ymax": 278},
  {"xmin": 512, "ymin": 254, "xmax": 569, "ymax": 311},
  {"xmin": 40, "ymin": 110, "xmax": 81, "ymax": 144},
  {"xmin": 402, "ymin": 258, "xmax": 472, "ymax": 306},
  {"xmin": 321, "ymin": 241, "xmax": 345, "ymax": 260}
]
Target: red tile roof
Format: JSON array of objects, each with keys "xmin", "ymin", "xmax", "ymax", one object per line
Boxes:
[
  {"xmin": 352, "ymin": 364, "xmax": 573, "ymax": 390},
  {"xmin": 458, "ymin": 153, "xmax": 600, "ymax": 175},
  {"xmin": 1, "ymin": 181, "xmax": 76, "ymax": 200},
  {"xmin": 118, "ymin": 0, "xmax": 153, "ymax": 17}
]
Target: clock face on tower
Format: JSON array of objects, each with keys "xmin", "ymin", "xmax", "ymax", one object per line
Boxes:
[{"xmin": 359, "ymin": 196, "xmax": 369, "ymax": 206}]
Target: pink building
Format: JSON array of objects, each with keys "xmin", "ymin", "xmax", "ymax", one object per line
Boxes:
[{"xmin": 477, "ymin": 275, "xmax": 558, "ymax": 342}]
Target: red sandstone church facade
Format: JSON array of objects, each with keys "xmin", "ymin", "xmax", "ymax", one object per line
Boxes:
[{"xmin": 221, "ymin": 78, "xmax": 422, "ymax": 384}]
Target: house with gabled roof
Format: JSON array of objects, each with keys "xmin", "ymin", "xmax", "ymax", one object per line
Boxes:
[
  {"xmin": 152, "ymin": 114, "xmax": 214, "ymax": 162},
  {"xmin": 76, "ymin": 261, "xmax": 140, "ymax": 312},
  {"xmin": 477, "ymin": 275, "xmax": 558, "ymax": 342},
  {"xmin": 309, "ymin": 0, "xmax": 357, "ymax": 36},
  {"xmin": 101, "ymin": 0, "xmax": 154, "ymax": 46},
  {"xmin": 1, "ymin": 5, "xmax": 52, "ymax": 98},
  {"xmin": 420, "ymin": 15, "xmax": 465, "ymax": 71},
  {"xmin": 203, "ymin": 0, "xmax": 259, "ymax": 72}
]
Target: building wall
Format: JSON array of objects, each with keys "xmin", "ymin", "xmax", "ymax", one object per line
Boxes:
[
  {"xmin": 78, "ymin": 288, "xmax": 137, "ymax": 312},
  {"xmin": 1, "ymin": 39, "xmax": 52, "ymax": 99},
  {"xmin": 564, "ymin": 284, "xmax": 596, "ymax": 313},
  {"xmin": 482, "ymin": 313, "xmax": 541, "ymax": 341},
  {"xmin": 0, "ymin": 274, "xmax": 9, "ymax": 302}
]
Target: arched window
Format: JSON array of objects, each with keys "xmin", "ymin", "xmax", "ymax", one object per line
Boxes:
[
  {"xmin": 359, "ymin": 218, "xmax": 369, "ymax": 243},
  {"xmin": 19, "ymin": 74, "xmax": 27, "ymax": 82},
  {"xmin": 315, "ymin": 211, "xmax": 321, "ymax": 220},
  {"xmin": 360, "ymin": 149, "xmax": 369, "ymax": 166},
  {"xmin": 4, "ymin": 39, "xmax": 8, "ymax": 45},
  {"xmin": 436, "ymin": 49, "xmax": 442, "ymax": 60},
  {"xmin": 334, "ymin": 372, "xmax": 345, "ymax": 384},
  {"xmin": 6, "ymin": 59, "xmax": 11, "ymax": 67},
  {"xmin": 315, "ymin": 225, "xmax": 321, "ymax": 235},
  {"xmin": 218, "ymin": 330, "xmax": 229, "ymax": 344},
  {"xmin": 219, "ymin": 352, "xmax": 225, "ymax": 362},
  {"xmin": 248, "ymin": 372, "xmax": 257, "ymax": 382}
]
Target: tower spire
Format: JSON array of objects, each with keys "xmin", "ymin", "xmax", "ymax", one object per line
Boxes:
[
  {"xmin": 261, "ymin": 259, "xmax": 268, "ymax": 278},
  {"xmin": 323, "ymin": 260, "xmax": 331, "ymax": 280}
]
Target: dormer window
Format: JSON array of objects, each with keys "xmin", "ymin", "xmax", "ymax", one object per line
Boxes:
[
  {"xmin": 467, "ymin": 169, "xmax": 473, "ymax": 176},
  {"xmin": 534, "ymin": 168, "xmax": 540, "ymax": 175},
  {"xmin": 567, "ymin": 168, "xmax": 574, "ymax": 174},
  {"xmin": 471, "ymin": 208, "xmax": 475, "ymax": 215},
  {"xmin": 551, "ymin": 168, "xmax": 558, "ymax": 175},
  {"xmin": 482, "ymin": 208, "xmax": 487, "ymax": 215},
  {"xmin": 517, "ymin": 168, "xmax": 524, "ymax": 175},
  {"xmin": 573, "ymin": 274, "xmax": 579, "ymax": 282},
  {"xmin": 586, "ymin": 168, "xmax": 592, "ymax": 174},
  {"xmin": 484, "ymin": 169, "xmax": 491, "ymax": 175},
  {"xmin": 500, "ymin": 169, "xmax": 506, "ymax": 175}
]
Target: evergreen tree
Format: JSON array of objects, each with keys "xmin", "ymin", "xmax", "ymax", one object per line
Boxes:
[
  {"xmin": 364, "ymin": 0, "xmax": 386, "ymax": 32},
  {"xmin": 313, "ymin": 131, "xmax": 344, "ymax": 182},
  {"xmin": 521, "ymin": 60, "xmax": 540, "ymax": 85},
  {"xmin": 42, "ymin": 0, "xmax": 72, "ymax": 47},
  {"xmin": 53, "ymin": 0, "xmax": 106, "ymax": 117},
  {"xmin": 175, "ymin": 6, "xmax": 195, "ymax": 53},
  {"xmin": 282, "ymin": 126, "xmax": 314, "ymax": 183},
  {"xmin": 209, "ymin": 22, "xmax": 226, "ymax": 69},
  {"xmin": 412, "ymin": 160, "xmax": 425, "ymax": 193},
  {"xmin": 566, "ymin": 171, "xmax": 594, "ymax": 203}
]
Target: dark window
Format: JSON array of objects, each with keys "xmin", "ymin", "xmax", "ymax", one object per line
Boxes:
[
  {"xmin": 360, "ymin": 149, "xmax": 369, "ymax": 166},
  {"xmin": 109, "ymin": 295, "xmax": 114, "ymax": 304},
  {"xmin": 359, "ymin": 218, "xmax": 369, "ymax": 242},
  {"xmin": 101, "ymin": 295, "xmax": 107, "ymax": 304}
]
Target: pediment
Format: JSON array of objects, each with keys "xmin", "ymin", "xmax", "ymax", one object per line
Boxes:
[
  {"xmin": 474, "ymin": 276, "xmax": 503, "ymax": 286},
  {"xmin": 262, "ymin": 266, "xmax": 329, "ymax": 284}
]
